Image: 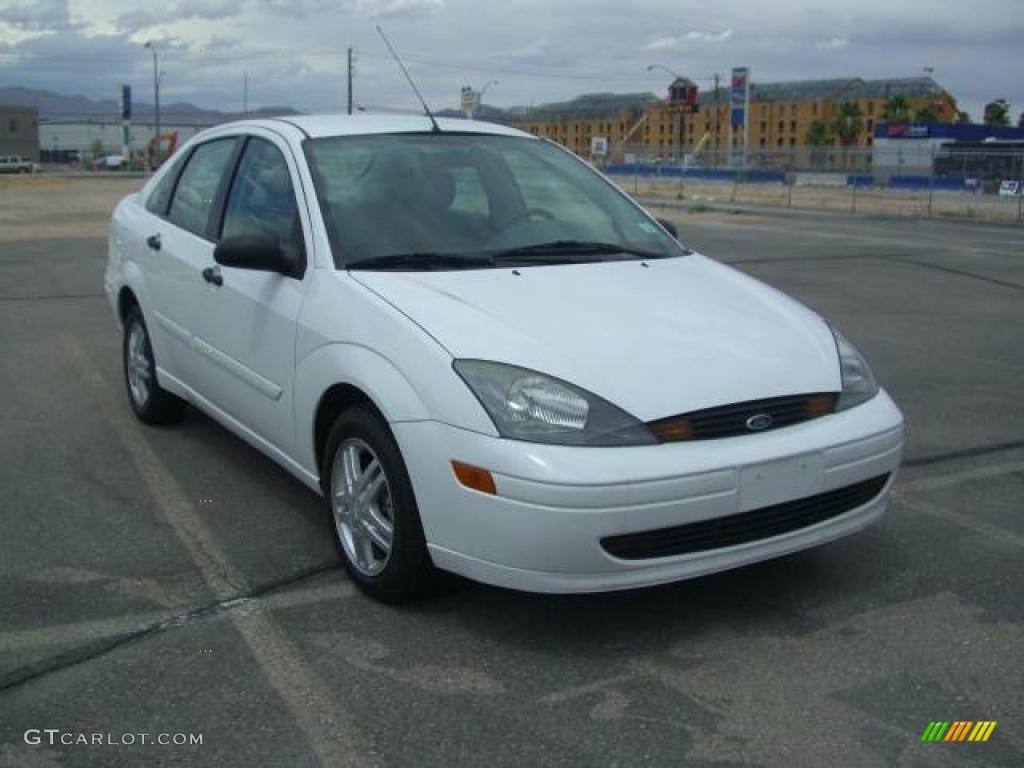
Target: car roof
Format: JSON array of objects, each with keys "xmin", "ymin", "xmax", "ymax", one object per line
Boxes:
[{"xmin": 219, "ymin": 113, "xmax": 535, "ymax": 141}]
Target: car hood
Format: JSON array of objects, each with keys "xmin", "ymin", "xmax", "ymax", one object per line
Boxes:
[{"xmin": 351, "ymin": 254, "xmax": 841, "ymax": 421}]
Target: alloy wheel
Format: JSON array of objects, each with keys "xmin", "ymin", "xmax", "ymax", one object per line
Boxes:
[
  {"xmin": 126, "ymin": 321, "xmax": 152, "ymax": 408},
  {"xmin": 331, "ymin": 437, "xmax": 395, "ymax": 576}
]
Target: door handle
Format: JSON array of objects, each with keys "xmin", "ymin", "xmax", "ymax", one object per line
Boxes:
[
  {"xmin": 202, "ymin": 266, "xmax": 223, "ymax": 286},
  {"xmin": 146, "ymin": 233, "xmax": 161, "ymax": 251}
]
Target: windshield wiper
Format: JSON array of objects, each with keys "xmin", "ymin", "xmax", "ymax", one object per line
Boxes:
[
  {"xmin": 346, "ymin": 252, "xmax": 495, "ymax": 271},
  {"xmin": 487, "ymin": 240, "xmax": 673, "ymax": 265}
]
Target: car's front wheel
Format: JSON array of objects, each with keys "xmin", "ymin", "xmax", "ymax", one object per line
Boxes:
[
  {"xmin": 122, "ymin": 305, "xmax": 186, "ymax": 425},
  {"xmin": 324, "ymin": 406, "xmax": 435, "ymax": 602}
]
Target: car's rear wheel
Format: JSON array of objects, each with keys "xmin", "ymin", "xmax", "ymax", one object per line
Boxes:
[
  {"xmin": 324, "ymin": 406, "xmax": 435, "ymax": 602},
  {"xmin": 122, "ymin": 305, "xmax": 186, "ymax": 425}
]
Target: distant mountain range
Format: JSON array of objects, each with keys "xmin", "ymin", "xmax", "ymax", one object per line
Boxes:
[
  {"xmin": 1, "ymin": 86, "xmax": 660, "ymax": 125},
  {"xmin": 0, "ymin": 86, "xmax": 299, "ymax": 123}
]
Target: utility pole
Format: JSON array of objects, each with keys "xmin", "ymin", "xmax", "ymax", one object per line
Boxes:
[{"xmin": 347, "ymin": 47, "xmax": 354, "ymax": 115}]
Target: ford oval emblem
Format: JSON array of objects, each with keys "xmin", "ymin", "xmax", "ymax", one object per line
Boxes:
[{"xmin": 746, "ymin": 413, "xmax": 773, "ymax": 431}]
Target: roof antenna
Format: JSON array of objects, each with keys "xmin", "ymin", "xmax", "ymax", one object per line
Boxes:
[{"xmin": 375, "ymin": 25, "xmax": 441, "ymax": 133}]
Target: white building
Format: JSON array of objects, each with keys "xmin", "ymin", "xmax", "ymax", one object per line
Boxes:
[{"xmin": 39, "ymin": 119, "xmax": 214, "ymax": 161}]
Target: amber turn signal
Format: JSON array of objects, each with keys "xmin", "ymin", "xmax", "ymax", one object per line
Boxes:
[
  {"xmin": 647, "ymin": 416, "xmax": 694, "ymax": 442},
  {"xmin": 451, "ymin": 461, "xmax": 497, "ymax": 495},
  {"xmin": 806, "ymin": 393, "xmax": 838, "ymax": 417}
]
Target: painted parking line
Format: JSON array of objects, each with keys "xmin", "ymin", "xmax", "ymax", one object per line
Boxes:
[
  {"xmin": 64, "ymin": 334, "xmax": 373, "ymax": 768},
  {"xmin": 0, "ymin": 578, "xmax": 354, "ymax": 657}
]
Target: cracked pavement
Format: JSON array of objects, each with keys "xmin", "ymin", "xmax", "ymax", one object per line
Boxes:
[{"xmin": 1, "ymin": 186, "xmax": 1022, "ymax": 766}]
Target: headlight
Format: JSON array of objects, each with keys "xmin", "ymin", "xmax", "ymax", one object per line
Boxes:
[
  {"xmin": 832, "ymin": 329, "xmax": 879, "ymax": 411},
  {"xmin": 453, "ymin": 360, "xmax": 655, "ymax": 446}
]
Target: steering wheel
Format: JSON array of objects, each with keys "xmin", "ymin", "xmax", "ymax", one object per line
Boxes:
[{"xmin": 500, "ymin": 207, "xmax": 555, "ymax": 231}]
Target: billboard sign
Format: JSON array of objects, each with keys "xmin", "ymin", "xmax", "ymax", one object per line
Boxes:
[
  {"xmin": 730, "ymin": 67, "xmax": 749, "ymax": 130},
  {"xmin": 590, "ymin": 136, "xmax": 609, "ymax": 157},
  {"xmin": 885, "ymin": 124, "xmax": 930, "ymax": 139}
]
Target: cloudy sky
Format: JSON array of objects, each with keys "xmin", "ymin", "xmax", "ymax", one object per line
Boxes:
[{"xmin": 1, "ymin": 0, "xmax": 1021, "ymax": 121}]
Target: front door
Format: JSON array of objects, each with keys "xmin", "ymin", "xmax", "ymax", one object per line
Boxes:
[{"xmin": 182, "ymin": 133, "xmax": 310, "ymax": 458}]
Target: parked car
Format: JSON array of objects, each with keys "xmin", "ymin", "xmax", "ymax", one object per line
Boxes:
[
  {"xmin": 0, "ymin": 155, "xmax": 34, "ymax": 173},
  {"xmin": 96, "ymin": 154, "xmax": 125, "ymax": 170},
  {"xmin": 105, "ymin": 116, "xmax": 904, "ymax": 602}
]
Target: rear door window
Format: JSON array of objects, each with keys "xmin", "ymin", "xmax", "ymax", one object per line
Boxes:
[
  {"xmin": 146, "ymin": 152, "xmax": 188, "ymax": 216},
  {"xmin": 168, "ymin": 138, "xmax": 237, "ymax": 237}
]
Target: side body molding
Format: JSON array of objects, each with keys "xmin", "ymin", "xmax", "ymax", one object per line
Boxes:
[{"xmin": 153, "ymin": 311, "xmax": 284, "ymax": 401}]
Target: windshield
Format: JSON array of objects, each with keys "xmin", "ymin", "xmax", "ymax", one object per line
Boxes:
[{"xmin": 304, "ymin": 133, "xmax": 685, "ymax": 269}]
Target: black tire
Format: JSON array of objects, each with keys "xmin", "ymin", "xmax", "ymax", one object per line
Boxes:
[
  {"xmin": 122, "ymin": 305, "xmax": 186, "ymax": 425},
  {"xmin": 323, "ymin": 405, "xmax": 435, "ymax": 603}
]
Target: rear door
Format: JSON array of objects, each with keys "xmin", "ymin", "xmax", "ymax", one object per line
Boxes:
[{"xmin": 145, "ymin": 136, "xmax": 240, "ymax": 390}]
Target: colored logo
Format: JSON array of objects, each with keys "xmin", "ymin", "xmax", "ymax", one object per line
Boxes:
[{"xmin": 921, "ymin": 721, "xmax": 996, "ymax": 742}]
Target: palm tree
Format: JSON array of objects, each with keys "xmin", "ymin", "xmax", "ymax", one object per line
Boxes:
[
  {"xmin": 914, "ymin": 106, "xmax": 938, "ymax": 123},
  {"xmin": 831, "ymin": 102, "xmax": 864, "ymax": 169},
  {"xmin": 983, "ymin": 99, "xmax": 1010, "ymax": 126},
  {"xmin": 882, "ymin": 96, "xmax": 911, "ymax": 123},
  {"xmin": 805, "ymin": 120, "xmax": 830, "ymax": 168}
]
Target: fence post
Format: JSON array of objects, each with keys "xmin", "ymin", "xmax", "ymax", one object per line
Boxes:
[
  {"xmin": 927, "ymin": 145, "xmax": 935, "ymax": 218},
  {"xmin": 1018, "ymin": 153, "xmax": 1023, "ymax": 223}
]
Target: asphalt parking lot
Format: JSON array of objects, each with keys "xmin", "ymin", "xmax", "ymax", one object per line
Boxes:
[{"xmin": 1, "ymin": 185, "xmax": 1022, "ymax": 766}]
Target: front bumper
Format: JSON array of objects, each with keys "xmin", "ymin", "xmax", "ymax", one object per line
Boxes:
[{"xmin": 393, "ymin": 390, "xmax": 904, "ymax": 593}]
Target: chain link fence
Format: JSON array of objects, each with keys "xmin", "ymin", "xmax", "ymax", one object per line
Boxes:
[{"xmin": 600, "ymin": 144, "xmax": 1024, "ymax": 223}]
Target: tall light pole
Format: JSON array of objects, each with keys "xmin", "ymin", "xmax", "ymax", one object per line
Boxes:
[
  {"xmin": 474, "ymin": 80, "xmax": 498, "ymax": 119},
  {"xmin": 144, "ymin": 41, "xmax": 161, "ymax": 166}
]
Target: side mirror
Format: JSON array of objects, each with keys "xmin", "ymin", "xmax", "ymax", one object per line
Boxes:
[
  {"xmin": 656, "ymin": 217, "xmax": 679, "ymax": 239},
  {"xmin": 214, "ymin": 234, "xmax": 294, "ymax": 276}
]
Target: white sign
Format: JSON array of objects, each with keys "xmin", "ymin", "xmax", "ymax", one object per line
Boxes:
[
  {"xmin": 998, "ymin": 180, "xmax": 1021, "ymax": 197},
  {"xmin": 590, "ymin": 136, "xmax": 609, "ymax": 157},
  {"xmin": 460, "ymin": 87, "xmax": 479, "ymax": 113}
]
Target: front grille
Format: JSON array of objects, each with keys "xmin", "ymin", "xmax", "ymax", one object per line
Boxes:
[
  {"xmin": 601, "ymin": 474, "xmax": 889, "ymax": 560},
  {"xmin": 647, "ymin": 392, "xmax": 838, "ymax": 442}
]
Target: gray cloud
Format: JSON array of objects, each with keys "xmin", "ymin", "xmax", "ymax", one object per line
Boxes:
[
  {"xmin": 116, "ymin": 0, "xmax": 248, "ymax": 32},
  {"xmin": 0, "ymin": 0, "xmax": 1021, "ymax": 123},
  {"xmin": 356, "ymin": 0, "xmax": 445, "ymax": 17},
  {"xmin": 646, "ymin": 29, "xmax": 733, "ymax": 52},
  {"xmin": 0, "ymin": 0, "xmax": 79, "ymax": 31}
]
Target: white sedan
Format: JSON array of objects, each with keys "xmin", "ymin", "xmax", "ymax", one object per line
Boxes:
[{"xmin": 106, "ymin": 115, "xmax": 904, "ymax": 602}]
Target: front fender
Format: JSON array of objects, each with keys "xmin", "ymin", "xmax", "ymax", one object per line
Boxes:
[{"xmin": 293, "ymin": 342, "xmax": 432, "ymax": 475}]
